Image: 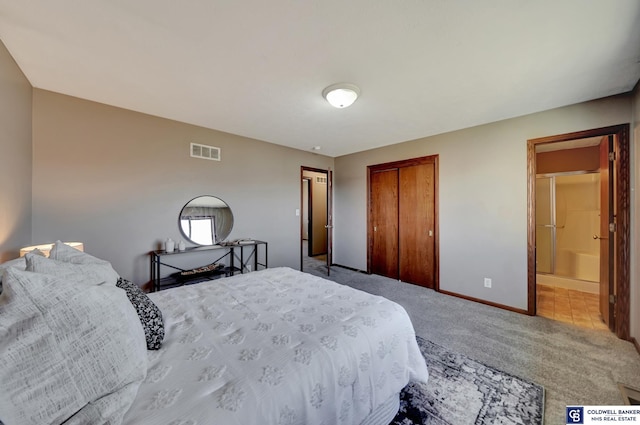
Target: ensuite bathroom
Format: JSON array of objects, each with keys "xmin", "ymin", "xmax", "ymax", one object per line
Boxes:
[{"xmin": 535, "ymin": 171, "xmax": 606, "ymax": 330}]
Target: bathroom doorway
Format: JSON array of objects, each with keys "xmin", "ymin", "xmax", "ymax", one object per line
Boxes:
[
  {"xmin": 535, "ymin": 171, "xmax": 605, "ymax": 329},
  {"xmin": 527, "ymin": 124, "xmax": 630, "ymax": 340}
]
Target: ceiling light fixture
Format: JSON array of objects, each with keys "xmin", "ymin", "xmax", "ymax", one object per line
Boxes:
[{"xmin": 322, "ymin": 83, "xmax": 360, "ymax": 108}]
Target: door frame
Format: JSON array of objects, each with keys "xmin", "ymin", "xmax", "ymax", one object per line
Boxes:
[
  {"xmin": 300, "ymin": 166, "xmax": 332, "ymax": 274},
  {"xmin": 327, "ymin": 168, "xmax": 333, "ymax": 275},
  {"xmin": 527, "ymin": 124, "xmax": 630, "ymax": 340},
  {"xmin": 599, "ymin": 135, "xmax": 614, "ymax": 328}
]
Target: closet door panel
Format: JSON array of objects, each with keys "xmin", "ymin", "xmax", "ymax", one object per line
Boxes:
[
  {"xmin": 399, "ymin": 163, "xmax": 435, "ymax": 288},
  {"xmin": 370, "ymin": 169, "xmax": 399, "ymax": 279}
]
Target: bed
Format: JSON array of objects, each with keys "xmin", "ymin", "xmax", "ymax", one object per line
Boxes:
[{"xmin": 0, "ymin": 242, "xmax": 428, "ymax": 425}]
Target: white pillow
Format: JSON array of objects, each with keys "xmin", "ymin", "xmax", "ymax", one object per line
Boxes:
[
  {"xmin": 0, "ymin": 268, "xmax": 147, "ymax": 425},
  {"xmin": 0, "ymin": 249, "xmax": 45, "ymax": 291},
  {"xmin": 26, "ymin": 252, "xmax": 118, "ymax": 286},
  {"xmin": 0, "ymin": 257, "xmax": 27, "ymax": 284},
  {"xmin": 47, "ymin": 240, "xmax": 119, "ymax": 284},
  {"xmin": 49, "ymin": 240, "xmax": 103, "ymax": 263}
]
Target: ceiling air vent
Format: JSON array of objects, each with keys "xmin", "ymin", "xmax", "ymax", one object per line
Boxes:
[{"xmin": 191, "ymin": 142, "xmax": 221, "ymax": 161}]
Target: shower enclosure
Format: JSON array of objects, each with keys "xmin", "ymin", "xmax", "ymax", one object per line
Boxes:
[{"xmin": 535, "ymin": 172, "xmax": 600, "ymax": 288}]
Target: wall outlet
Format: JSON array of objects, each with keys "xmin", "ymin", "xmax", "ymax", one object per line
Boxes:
[{"xmin": 484, "ymin": 278, "xmax": 492, "ymax": 288}]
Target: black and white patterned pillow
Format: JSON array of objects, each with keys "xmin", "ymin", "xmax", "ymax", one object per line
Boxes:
[{"xmin": 116, "ymin": 278, "xmax": 164, "ymax": 350}]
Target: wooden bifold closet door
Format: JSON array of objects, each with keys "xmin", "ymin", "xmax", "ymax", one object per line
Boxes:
[
  {"xmin": 368, "ymin": 155, "xmax": 438, "ymax": 289},
  {"xmin": 370, "ymin": 169, "xmax": 399, "ymax": 279}
]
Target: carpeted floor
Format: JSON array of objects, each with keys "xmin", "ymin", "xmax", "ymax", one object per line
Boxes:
[{"xmin": 304, "ymin": 263, "xmax": 640, "ymax": 425}]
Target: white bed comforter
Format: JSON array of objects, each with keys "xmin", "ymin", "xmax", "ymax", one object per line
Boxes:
[{"xmin": 122, "ymin": 267, "xmax": 428, "ymax": 425}]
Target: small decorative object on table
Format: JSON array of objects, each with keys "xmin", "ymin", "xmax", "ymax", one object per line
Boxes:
[
  {"xmin": 165, "ymin": 238, "xmax": 175, "ymax": 252},
  {"xmin": 172, "ymin": 263, "xmax": 225, "ymax": 282}
]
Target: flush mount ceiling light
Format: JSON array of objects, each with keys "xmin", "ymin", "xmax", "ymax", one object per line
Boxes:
[{"xmin": 322, "ymin": 83, "xmax": 360, "ymax": 108}]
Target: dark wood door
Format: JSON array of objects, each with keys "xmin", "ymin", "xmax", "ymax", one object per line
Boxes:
[
  {"xmin": 368, "ymin": 155, "xmax": 438, "ymax": 288},
  {"xmin": 370, "ymin": 169, "xmax": 399, "ymax": 279},
  {"xmin": 599, "ymin": 135, "xmax": 614, "ymax": 329},
  {"xmin": 399, "ymin": 163, "xmax": 436, "ymax": 288}
]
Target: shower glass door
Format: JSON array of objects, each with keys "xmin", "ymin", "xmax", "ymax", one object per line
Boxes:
[{"xmin": 535, "ymin": 177, "xmax": 555, "ymax": 274}]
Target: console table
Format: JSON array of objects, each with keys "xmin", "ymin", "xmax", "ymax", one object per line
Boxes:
[{"xmin": 150, "ymin": 240, "xmax": 268, "ymax": 291}]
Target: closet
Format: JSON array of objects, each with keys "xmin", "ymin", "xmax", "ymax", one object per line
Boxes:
[{"xmin": 368, "ymin": 155, "xmax": 438, "ymax": 289}]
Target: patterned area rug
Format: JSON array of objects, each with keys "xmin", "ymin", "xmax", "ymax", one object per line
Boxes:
[{"xmin": 392, "ymin": 336, "xmax": 545, "ymax": 425}]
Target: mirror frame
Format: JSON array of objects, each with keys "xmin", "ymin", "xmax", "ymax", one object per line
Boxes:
[{"xmin": 178, "ymin": 195, "xmax": 234, "ymax": 245}]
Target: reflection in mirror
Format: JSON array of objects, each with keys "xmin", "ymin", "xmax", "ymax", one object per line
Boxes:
[{"xmin": 179, "ymin": 196, "xmax": 234, "ymax": 245}]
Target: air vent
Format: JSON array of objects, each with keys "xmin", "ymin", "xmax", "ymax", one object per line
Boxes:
[
  {"xmin": 191, "ymin": 143, "xmax": 221, "ymax": 161},
  {"xmin": 316, "ymin": 176, "xmax": 327, "ymax": 184}
]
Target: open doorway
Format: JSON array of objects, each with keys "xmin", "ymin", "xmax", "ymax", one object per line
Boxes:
[
  {"xmin": 527, "ymin": 124, "xmax": 630, "ymax": 340},
  {"xmin": 300, "ymin": 167, "xmax": 332, "ymax": 275},
  {"xmin": 534, "ymin": 142, "xmax": 605, "ymax": 330}
]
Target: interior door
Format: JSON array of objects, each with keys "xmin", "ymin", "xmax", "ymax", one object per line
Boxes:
[
  {"xmin": 399, "ymin": 163, "xmax": 436, "ymax": 288},
  {"xmin": 370, "ymin": 169, "xmax": 399, "ymax": 279},
  {"xmin": 599, "ymin": 135, "xmax": 614, "ymax": 329},
  {"xmin": 303, "ymin": 170, "xmax": 328, "ymax": 257},
  {"xmin": 326, "ymin": 169, "xmax": 333, "ymax": 275},
  {"xmin": 302, "ymin": 178, "xmax": 310, "ymax": 244}
]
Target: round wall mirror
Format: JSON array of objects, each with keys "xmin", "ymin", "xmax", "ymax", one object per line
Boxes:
[{"xmin": 179, "ymin": 196, "xmax": 234, "ymax": 245}]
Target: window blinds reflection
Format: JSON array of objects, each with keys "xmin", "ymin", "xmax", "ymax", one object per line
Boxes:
[{"xmin": 180, "ymin": 217, "xmax": 216, "ymax": 245}]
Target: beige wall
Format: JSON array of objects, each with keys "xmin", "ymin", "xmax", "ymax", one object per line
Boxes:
[
  {"xmin": 334, "ymin": 95, "xmax": 632, "ymax": 311},
  {"xmin": 31, "ymin": 89, "xmax": 333, "ymax": 283},
  {"xmin": 0, "ymin": 40, "xmax": 32, "ymax": 262}
]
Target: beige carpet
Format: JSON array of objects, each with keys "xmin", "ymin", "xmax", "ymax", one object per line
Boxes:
[{"xmin": 304, "ymin": 265, "xmax": 640, "ymax": 425}]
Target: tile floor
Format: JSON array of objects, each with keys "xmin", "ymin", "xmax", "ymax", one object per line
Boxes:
[{"xmin": 536, "ymin": 284, "xmax": 609, "ymax": 330}]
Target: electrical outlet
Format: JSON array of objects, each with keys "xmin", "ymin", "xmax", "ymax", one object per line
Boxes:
[{"xmin": 484, "ymin": 278, "xmax": 492, "ymax": 288}]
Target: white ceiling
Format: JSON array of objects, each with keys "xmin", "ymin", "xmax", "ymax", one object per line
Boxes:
[{"xmin": 1, "ymin": 1, "xmax": 639, "ymax": 157}]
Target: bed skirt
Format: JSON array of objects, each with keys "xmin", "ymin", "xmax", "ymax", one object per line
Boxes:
[{"xmin": 359, "ymin": 393, "xmax": 400, "ymax": 425}]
